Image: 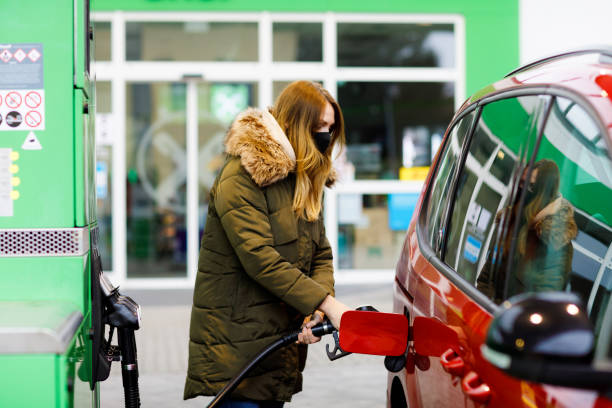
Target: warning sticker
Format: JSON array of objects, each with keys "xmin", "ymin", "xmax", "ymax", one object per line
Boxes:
[
  {"xmin": 22, "ymin": 131, "xmax": 42, "ymax": 150},
  {"xmin": 0, "ymin": 43, "xmax": 45, "ymax": 132}
]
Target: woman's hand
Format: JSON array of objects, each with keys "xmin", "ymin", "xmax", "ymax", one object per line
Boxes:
[{"xmin": 297, "ymin": 310, "xmax": 325, "ymax": 344}]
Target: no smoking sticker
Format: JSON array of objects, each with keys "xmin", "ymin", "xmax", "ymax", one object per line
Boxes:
[{"xmin": 25, "ymin": 111, "xmax": 41, "ymax": 128}]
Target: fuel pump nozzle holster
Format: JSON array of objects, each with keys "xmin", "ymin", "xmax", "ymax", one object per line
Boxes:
[
  {"xmin": 89, "ymin": 227, "xmax": 142, "ymax": 408},
  {"xmin": 101, "ymin": 274, "xmax": 142, "ymax": 408}
]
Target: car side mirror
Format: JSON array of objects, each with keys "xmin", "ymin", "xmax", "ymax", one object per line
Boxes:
[{"xmin": 482, "ymin": 292, "xmax": 611, "ymax": 389}]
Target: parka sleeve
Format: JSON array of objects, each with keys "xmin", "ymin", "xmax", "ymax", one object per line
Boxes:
[
  {"xmin": 215, "ymin": 172, "xmax": 331, "ymax": 316},
  {"xmin": 310, "ymin": 222, "xmax": 335, "ymax": 297}
]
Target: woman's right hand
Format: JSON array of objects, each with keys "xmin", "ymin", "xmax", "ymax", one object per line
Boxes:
[{"xmin": 318, "ymin": 295, "xmax": 350, "ymax": 329}]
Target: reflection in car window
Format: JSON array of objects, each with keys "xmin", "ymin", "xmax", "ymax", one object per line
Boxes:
[
  {"xmin": 497, "ymin": 159, "xmax": 578, "ymax": 298},
  {"xmin": 424, "ymin": 111, "xmax": 476, "ymax": 252},
  {"xmin": 525, "ymin": 97, "xmax": 612, "ymax": 344},
  {"xmin": 443, "ymin": 96, "xmax": 550, "ymax": 288}
]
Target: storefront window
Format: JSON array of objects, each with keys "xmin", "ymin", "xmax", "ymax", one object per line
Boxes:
[
  {"xmin": 338, "ymin": 81, "xmax": 454, "ymax": 179},
  {"xmin": 337, "ymin": 23, "xmax": 455, "ymax": 67},
  {"xmin": 93, "ymin": 22, "xmax": 111, "ymax": 61},
  {"xmin": 273, "ymin": 23, "xmax": 323, "ymax": 62},
  {"xmin": 126, "ymin": 22, "xmax": 258, "ymax": 61}
]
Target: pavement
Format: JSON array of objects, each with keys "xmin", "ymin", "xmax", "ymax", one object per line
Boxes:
[{"xmin": 100, "ymin": 283, "xmax": 395, "ymax": 408}]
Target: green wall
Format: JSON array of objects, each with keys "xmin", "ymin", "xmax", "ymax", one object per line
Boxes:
[{"xmin": 92, "ymin": 0, "xmax": 519, "ymax": 96}]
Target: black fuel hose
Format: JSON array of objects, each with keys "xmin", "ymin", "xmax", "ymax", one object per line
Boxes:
[
  {"xmin": 206, "ymin": 320, "xmax": 335, "ymax": 408},
  {"xmin": 118, "ymin": 327, "xmax": 140, "ymax": 408}
]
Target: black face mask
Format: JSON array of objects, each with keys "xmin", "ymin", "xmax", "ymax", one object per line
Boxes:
[{"xmin": 313, "ymin": 131, "xmax": 331, "ymax": 154}]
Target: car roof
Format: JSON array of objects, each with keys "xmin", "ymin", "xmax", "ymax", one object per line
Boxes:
[{"xmin": 470, "ymin": 47, "xmax": 612, "ymax": 145}]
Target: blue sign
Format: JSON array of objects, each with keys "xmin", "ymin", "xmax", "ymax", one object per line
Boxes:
[
  {"xmin": 388, "ymin": 193, "xmax": 419, "ymax": 231},
  {"xmin": 463, "ymin": 234, "xmax": 482, "ymax": 264}
]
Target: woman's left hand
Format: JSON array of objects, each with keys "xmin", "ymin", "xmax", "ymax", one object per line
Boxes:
[{"xmin": 297, "ymin": 310, "xmax": 325, "ymax": 344}]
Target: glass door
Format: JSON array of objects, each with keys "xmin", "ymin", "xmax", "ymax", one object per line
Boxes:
[
  {"xmin": 124, "ymin": 80, "xmax": 258, "ymax": 280},
  {"xmin": 125, "ymin": 81, "xmax": 188, "ymax": 278}
]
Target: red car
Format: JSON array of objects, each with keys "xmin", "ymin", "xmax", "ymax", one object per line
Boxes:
[{"xmin": 388, "ymin": 48, "xmax": 612, "ymax": 407}]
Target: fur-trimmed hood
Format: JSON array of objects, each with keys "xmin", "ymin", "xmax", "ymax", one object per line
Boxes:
[
  {"xmin": 225, "ymin": 108, "xmax": 296, "ymax": 187},
  {"xmin": 533, "ymin": 196, "xmax": 578, "ymax": 250},
  {"xmin": 225, "ymin": 107, "xmax": 337, "ymax": 188}
]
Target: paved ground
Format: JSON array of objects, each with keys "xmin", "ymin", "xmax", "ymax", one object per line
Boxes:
[{"xmin": 100, "ymin": 283, "xmax": 395, "ymax": 407}]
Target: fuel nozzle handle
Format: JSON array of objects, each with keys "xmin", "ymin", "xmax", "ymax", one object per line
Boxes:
[
  {"xmin": 310, "ymin": 320, "xmax": 335, "ymax": 337},
  {"xmin": 281, "ymin": 319, "xmax": 335, "ymax": 344}
]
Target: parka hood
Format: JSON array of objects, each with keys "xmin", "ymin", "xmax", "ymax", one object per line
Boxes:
[
  {"xmin": 225, "ymin": 108, "xmax": 296, "ymax": 187},
  {"xmin": 533, "ymin": 196, "xmax": 578, "ymax": 250}
]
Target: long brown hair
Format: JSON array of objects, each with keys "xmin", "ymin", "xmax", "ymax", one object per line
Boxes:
[{"xmin": 270, "ymin": 81, "xmax": 345, "ymax": 221}]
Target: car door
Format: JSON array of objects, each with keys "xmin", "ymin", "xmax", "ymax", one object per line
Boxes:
[{"xmin": 408, "ymin": 94, "xmax": 550, "ymax": 407}]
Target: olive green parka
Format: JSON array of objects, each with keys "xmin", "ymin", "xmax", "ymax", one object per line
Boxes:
[{"xmin": 184, "ymin": 108, "xmax": 335, "ymax": 402}]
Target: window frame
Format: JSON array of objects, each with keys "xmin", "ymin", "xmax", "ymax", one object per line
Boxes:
[{"xmin": 417, "ymin": 85, "xmax": 612, "ymax": 314}]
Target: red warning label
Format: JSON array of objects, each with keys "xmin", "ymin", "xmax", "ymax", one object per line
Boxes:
[
  {"xmin": 25, "ymin": 91, "xmax": 41, "ymax": 108},
  {"xmin": 27, "ymin": 48, "xmax": 41, "ymax": 62},
  {"xmin": 25, "ymin": 111, "xmax": 42, "ymax": 128},
  {"xmin": 5, "ymin": 92, "xmax": 21, "ymax": 109},
  {"xmin": 0, "ymin": 49, "xmax": 11, "ymax": 63}
]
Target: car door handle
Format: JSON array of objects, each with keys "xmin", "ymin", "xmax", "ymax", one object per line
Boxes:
[
  {"xmin": 461, "ymin": 371, "xmax": 491, "ymax": 404},
  {"xmin": 440, "ymin": 348, "xmax": 465, "ymax": 376}
]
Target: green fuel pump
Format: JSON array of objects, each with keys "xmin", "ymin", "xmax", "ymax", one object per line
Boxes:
[{"xmin": 0, "ymin": 1, "xmax": 141, "ymax": 407}]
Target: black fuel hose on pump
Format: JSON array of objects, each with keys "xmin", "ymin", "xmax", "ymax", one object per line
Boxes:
[{"xmin": 206, "ymin": 320, "xmax": 336, "ymax": 408}]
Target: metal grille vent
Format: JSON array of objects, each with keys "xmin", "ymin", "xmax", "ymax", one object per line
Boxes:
[{"xmin": 0, "ymin": 228, "xmax": 88, "ymax": 257}]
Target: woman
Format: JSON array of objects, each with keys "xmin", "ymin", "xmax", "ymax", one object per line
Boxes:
[
  {"xmin": 184, "ymin": 81, "xmax": 350, "ymax": 407},
  {"xmin": 477, "ymin": 159, "xmax": 577, "ymax": 302}
]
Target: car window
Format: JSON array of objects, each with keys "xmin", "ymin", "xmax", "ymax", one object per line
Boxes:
[
  {"xmin": 443, "ymin": 96, "xmax": 550, "ymax": 289},
  {"xmin": 507, "ymin": 97, "xmax": 612, "ymax": 338},
  {"xmin": 424, "ymin": 111, "xmax": 476, "ymax": 252}
]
